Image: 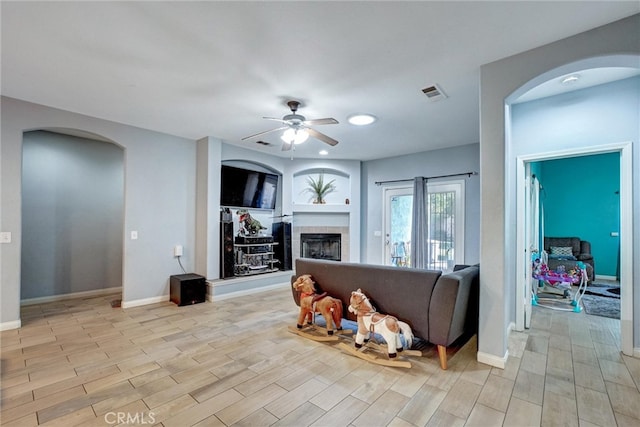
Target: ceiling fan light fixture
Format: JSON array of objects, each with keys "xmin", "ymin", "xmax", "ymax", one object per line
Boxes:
[
  {"xmin": 281, "ymin": 128, "xmax": 309, "ymax": 144},
  {"xmin": 348, "ymin": 113, "xmax": 377, "ymax": 126}
]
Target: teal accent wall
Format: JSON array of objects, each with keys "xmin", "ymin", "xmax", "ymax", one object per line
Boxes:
[{"xmin": 540, "ymin": 153, "xmax": 619, "ymax": 277}]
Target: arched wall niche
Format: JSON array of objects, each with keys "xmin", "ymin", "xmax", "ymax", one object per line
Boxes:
[
  {"xmin": 30, "ymin": 126, "xmax": 123, "ymax": 147},
  {"xmin": 222, "ymin": 159, "xmax": 282, "ymax": 175},
  {"xmin": 292, "ymin": 167, "xmax": 350, "ymax": 205}
]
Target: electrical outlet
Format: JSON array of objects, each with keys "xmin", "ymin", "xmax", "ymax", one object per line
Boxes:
[
  {"xmin": 174, "ymin": 245, "xmax": 183, "ymax": 257},
  {"xmin": 0, "ymin": 232, "xmax": 11, "ymax": 244},
  {"xmin": 131, "ymin": 231, "xmax": 138, "ymax": 240}
]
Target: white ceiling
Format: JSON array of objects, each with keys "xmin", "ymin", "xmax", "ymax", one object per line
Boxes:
[{"xmin": 2, "ymin": 2, "xmax": 638, "ymax": 161}]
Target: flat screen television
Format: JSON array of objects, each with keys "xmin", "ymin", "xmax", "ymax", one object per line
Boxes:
[{"xmin": 220, "ymin": 165, "xmax": 278, "ymax": 210}]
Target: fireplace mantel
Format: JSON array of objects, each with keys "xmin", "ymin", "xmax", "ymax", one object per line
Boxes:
[{"xmin": 292, "ymin": 203, "xmax": 352, "ymax": 214}]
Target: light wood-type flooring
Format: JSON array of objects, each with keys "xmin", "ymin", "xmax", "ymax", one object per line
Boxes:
[{"xmin": 1, "ymin": 285, "xmax": 638, "ymax": 426}]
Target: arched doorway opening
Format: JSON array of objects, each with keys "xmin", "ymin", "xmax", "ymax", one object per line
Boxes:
[
  {"xmin": 507, "ymin": 55, "xmax": 637, "ymax": 356},
  {"xmin": 20, "ymin": 129, "xmax": 125, "ymax": 309}
]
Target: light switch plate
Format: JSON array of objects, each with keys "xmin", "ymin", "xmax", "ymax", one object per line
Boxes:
[{"xmin": 0, "ymin": 232, "xmax": 11, "ymax": 243}]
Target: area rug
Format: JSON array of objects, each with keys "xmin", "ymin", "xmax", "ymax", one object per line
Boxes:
[
  {"xmin": 581, "ymin": 283, "xmax": 620, "ymax": 319},
  {"xmin": 581, "ymin": 295, "xmax": 620, "ymax": 319},
  {"xmin": 584, "ymin": 282, "xmax": 620, "ymax": 299}
]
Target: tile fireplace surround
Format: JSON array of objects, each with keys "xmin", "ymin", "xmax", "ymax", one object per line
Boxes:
[{"xmin": 293, "ymin": 226, "xmax": 350, "ymax": 263}]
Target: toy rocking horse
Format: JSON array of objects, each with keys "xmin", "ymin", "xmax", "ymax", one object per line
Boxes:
[
  {"xmin": 338, "ymin": 288, "xmax": 421, "ymax": 368},
  {"xmin": 288, "ymin": 274, "xmax": 351, "ymax": 342}
]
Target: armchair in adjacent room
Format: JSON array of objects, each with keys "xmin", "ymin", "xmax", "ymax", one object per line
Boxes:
[{"xmin": 544, "ymin": 237, "xmax": 595, "ymax": 282}]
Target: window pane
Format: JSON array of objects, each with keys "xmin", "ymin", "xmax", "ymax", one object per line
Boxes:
[{"xmin": 428, "ymin": 191, "xmax": 456, "ymax": 271}]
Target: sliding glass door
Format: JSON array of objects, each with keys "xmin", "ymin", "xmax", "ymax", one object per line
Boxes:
[
  {"xmin": 383, "ymin": 186, "xmax": 413, "ymax": 267},
  {"xmin": 383, "ymin": 180, "xmax": 465, "ymax": 271}
]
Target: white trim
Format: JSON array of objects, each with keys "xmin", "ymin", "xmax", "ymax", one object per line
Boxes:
[
  {"xmin": 595, "ymin": 275, "xmax": 618, "ymax": 281},
  {"xmin": 477, "ymin": 349, "xmax": 508, "ymax": 369},
  {"xmin": 208, "ymin": 281, "xmax": 289, "ymax": 302},
  {"xmin": 121, "ymin": 294, "xmax": 168, "ymax": 309},
  {"xmin": 0, "ymin": 320, "xmax": 22, "ymax": 331},
  {"xmin": 20, "ymin": 287, "xmax": 122, "ymax": 306},
  {"xmin": 619, "ymin": 142, "xmax": 633, "ymax": 356},
  {"xmin": 211, "ymin": 271, "xmax": 291, "ymax": 287},
  {"xmin": 515, "ymin": 160, "xmax": 526, "ymax": 332}
]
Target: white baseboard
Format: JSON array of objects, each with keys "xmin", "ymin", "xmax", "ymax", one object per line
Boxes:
[
  {"xmin": 595, "ymin": 274, "xmax": 618, "ymax": 281},
  {"xmin": 209, "ymin": 282, "xmax": 289, "ymax": 302},
  {"xmin": 0, "ymin": 319, "xmax": 22, "ymax": 331},
  {"xmin": 477, "ymin": 349, "xmax": 509, "ymax": 369},
  {"xmin": 121, "ymin": 295, "xmax": 169, "ymax": 309},
  {"xmin": 21, "ymin": 287, "xmax": 123, "ymax": 306}
]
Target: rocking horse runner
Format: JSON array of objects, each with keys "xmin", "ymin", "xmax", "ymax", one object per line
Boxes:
[
  {"xmin": 338, "ymin": 288, "xmax": 420, "ymax": 368},
  {"xmin": 289, "ymin": 274, "xmax": 351, "ymax": 341}
]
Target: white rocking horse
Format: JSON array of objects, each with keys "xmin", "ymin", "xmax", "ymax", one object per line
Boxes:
[{"xmin": 339, "ymin": 288, "xmax": 420, "ymax": 368}]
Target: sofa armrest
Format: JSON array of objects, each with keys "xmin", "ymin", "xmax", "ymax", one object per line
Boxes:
[
  {"xmin": 579, "ymin": 240, "xmax": 592, "ymax": 256},
  {"xmin": 428, "ymin": 266, "xmax": 479, "ymax": 347}
]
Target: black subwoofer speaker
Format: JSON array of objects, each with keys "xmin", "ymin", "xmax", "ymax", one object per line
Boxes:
[
  {"xmin": 220, "ymin": 221, "xmax": 235, "ymax": 278},
  {"xmin": 272, "ymin": 221, "xmax": 292, "ymax": 271},
  {"xmin": 170, "ymin": 273, "xmax": 206, "ymax": 306}
]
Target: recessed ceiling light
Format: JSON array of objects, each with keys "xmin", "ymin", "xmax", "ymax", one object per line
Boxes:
[
  {"xmin": 319, "ymin": 150, "xmax": 328, "ymax": 156},
  {"xmin": 348, "ymin": 113, "xmax": 376, "ymax": 126},
  {"xmin": 561, "ymin": 75, "xmax": 580, "ymax": 84}
]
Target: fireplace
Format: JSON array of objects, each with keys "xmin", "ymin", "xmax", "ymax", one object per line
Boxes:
[{"xmin": 300, "ymin": 233, "xmax": 341, "ymax": 261}]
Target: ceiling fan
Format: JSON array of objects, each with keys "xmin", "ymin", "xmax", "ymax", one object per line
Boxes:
[{"xmin": 242, "ymin": 100, "xmax": 339, "ymax": 151}]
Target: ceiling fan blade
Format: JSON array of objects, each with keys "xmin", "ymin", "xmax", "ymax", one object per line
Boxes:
[
  {"xmin": 263, "ymin": 117, "xmax": 290, "ymax": 125},
  {"xmin": 303, "ymin": 118, "xmax": 338, "ymax": 126},
  {"xmin": 281, "ymin": 142, "xmax": 293, "ymax": 151},
  {"xmin": 307, "ymin": 128, "xmax": 339, "ymax": 146},
  {"xmin": 241, "ymin": 126, "xmax": 287, "ymax": 141}
]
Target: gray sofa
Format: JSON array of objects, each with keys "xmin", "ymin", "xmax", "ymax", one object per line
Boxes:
[
  {"xmin": 544, "ymin": 236, "xmax": 594, "ymax": 282},
  {"xmin": 290, "ymin": 258, "xmax": 479, "ymax": 369}
]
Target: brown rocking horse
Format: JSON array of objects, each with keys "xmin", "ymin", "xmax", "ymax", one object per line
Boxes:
[{"xmin": 289, "ymin": 274, "xmax": 349, "ymax": 341}]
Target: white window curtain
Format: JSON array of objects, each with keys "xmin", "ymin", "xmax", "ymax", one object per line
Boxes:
[{"xmin": 410, "ymin": 177, "xmax": 429, "ymax": 269}]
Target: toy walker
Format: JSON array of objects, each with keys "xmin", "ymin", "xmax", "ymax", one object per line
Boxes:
[{"xmin": 531, "ymin": 254, "xmax": 588, "ymax": 313}]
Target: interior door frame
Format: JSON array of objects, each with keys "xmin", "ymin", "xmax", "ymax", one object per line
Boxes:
[{"xmin": 515, "ymin": 141, "xmax": 632, "ymax": 355}]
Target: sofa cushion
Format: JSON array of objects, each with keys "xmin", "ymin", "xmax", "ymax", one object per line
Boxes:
[
  {"xmin": 550, "ymin": 246, "xmax": 573, "ymax": 256},
  {"xmin": 544, "ymin": 237, "xmax": 580, "ymax": 256}
]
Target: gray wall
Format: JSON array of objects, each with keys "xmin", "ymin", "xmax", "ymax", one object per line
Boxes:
[
  {"xmin": 1, "ymin": 96, "xmax": 196, "ymax": 326},
  {"xmin": 479, "ymin": 14, "xmax": 639, "ymax": 364},
  {"xmin": 361, "ymin": 143, "xmax": 480, "ymax": 265},
  {"xmin": 21, "ymin": 131, "xmax": 124, "ymax": 299}
]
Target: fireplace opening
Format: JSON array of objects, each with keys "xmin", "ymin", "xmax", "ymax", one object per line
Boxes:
[{"xmin": 301, "ymin": 233, "xmax": 341, "ymax": 261}]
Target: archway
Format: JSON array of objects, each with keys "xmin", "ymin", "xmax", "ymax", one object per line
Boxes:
[
  {"xmin": 20, "ymin": 128, "xmax": 125, "ymax": 308},
  {"xmin": 507, "ymin": 55, "xmax": 637, "ymax": 356}
]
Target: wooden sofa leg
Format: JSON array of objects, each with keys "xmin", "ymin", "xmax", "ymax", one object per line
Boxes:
[{"xmin": 437, "ymin": 345, "xmax": 448, "ymax": 370}]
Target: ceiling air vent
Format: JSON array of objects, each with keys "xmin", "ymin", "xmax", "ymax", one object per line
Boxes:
[{"xmin": 421, "ymin": 84, "xmax": 447, "ymax": 102}]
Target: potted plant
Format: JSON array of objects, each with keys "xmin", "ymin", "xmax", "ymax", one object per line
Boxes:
[{"xmin": 304, "ymin": 173, "xmax": 336, "ymax": 204}]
